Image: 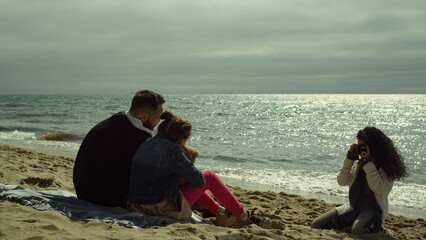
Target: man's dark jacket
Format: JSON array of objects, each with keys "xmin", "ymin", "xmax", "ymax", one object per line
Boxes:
[{"xmin": 73, "ymin": 112, "xmax": 151, "ymax": 208}]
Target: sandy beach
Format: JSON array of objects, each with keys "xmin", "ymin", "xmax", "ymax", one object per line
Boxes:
[{"xmin": 1, "ymin": 144, "xmax": 425, "ymax": 240}]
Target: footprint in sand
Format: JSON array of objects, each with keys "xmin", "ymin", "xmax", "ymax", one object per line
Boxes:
[{"xmin": 20, "ymin": 177, "xmax": 54, "ymax": 188}]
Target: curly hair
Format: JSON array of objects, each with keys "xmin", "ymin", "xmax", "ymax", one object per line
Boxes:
[
  {"xmin": 158, "ymin": 111, "xmax": 192, "ymax": 143},
  {"xmin": 356, "ymin": 126, "xmax": 408, "ymax": 181}
]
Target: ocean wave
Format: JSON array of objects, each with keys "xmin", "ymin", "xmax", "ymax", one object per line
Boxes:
[
  {"xmin": 267, "ymin": 158, "xmax": 294, "ymax": 163},
  {"xmin": 35, "ymin": 132, "xmax": 78, "ymax": 141},
  {"xmin": 0, "ymin": 126, "xmax": 47, "ymax": 133},
  {"xmin": 0, "ymin": 103, "xmax": 33, "ymax": 108},
  {"xmin": 16, "ymin": 112, "xmax": 66, "ymax": 117},
  {"xmin": 214, "ymin": 112, "xmax": 237, "ymax": 117},
  {"xmin": 0, "ymin": 126, "xmax": 14, "ymax": 131},
  {"xmin": 201, "ymin": 154, "xmax": 246, "ymax": 163},
  {"xmin": 0, "ymin": 130, "xmax": 79, "ymax": 142},
  {"xmin": 0, "ymin": 130, "xmax": 37, "ymax": 140}
]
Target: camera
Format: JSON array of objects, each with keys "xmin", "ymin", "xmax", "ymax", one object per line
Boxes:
[
  {"xmin": 356, "ymin": 144, "xmax": 367, "ymax": 154},
  {"xmin": 347, "ymin": 144, "xmax": 369, "ymax": 161}
]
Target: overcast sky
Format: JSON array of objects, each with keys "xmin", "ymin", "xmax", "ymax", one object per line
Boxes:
[{"xmin": 0, "ymin": 0, "xmax": 425, "ymax": 94}]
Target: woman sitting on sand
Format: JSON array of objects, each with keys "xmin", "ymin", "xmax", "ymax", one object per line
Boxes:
[
  {"xmin": 312, "ymin": 126, "xmax": 408, "ymax": 234},
  {"xmin": 126, "ymin": 111, "xmax": 271, "ymax": 228}
]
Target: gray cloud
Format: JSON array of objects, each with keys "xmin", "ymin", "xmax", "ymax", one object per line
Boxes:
[{"xmin": 0, "ymin": 0, "xmax": 425, "ymax": 94}]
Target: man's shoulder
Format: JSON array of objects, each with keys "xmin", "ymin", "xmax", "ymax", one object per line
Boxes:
[
  {"xmin": 95, "ymin": 111, "xmax": 128, "ymax": 127},
  {"xmin": 85, "ymin": 112, "xmax": 133, "ymax": 136},
  {"xmin": 108, "ymin": 111, "xmax": 127, "ymax": 121}
]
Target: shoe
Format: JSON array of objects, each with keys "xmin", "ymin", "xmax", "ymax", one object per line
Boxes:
[
  {"xmin": 232, "ymin": 210, "xmax": 272, "ymax": 229},
  {"xmin": 380, "ymin": 227, "xmax": 394, "ymax": 236},
  {"xmin": 213, "ymin": 209, "xmax": 237, "ymax": 227}
]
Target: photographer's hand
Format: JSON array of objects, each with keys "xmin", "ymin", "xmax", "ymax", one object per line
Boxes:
[{"xmin": 346, "ymin": 143, "xmax": 359, "ymax": 161}]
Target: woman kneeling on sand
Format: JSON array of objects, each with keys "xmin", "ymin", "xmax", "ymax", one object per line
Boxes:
[
  {"xmin": 312, "ymin": 126, "xmax": 408, "ymax": 235},
  {"xmin": 126, "ymin": 110, "xmax": 271, "ymax": 228}
]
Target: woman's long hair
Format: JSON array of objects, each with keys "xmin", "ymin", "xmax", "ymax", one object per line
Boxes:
[
  {"xmin": 357, "ymin": 126, "xmax": 408, "ymax": 181},
  {"xmin": 158, "ymin": 111, "xmax": 192, "ymax": 143}
]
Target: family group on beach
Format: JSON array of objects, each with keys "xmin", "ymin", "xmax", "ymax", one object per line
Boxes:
[{"xmin": 72, "ymin": 90, "xmax": 408, "ymax": 235}]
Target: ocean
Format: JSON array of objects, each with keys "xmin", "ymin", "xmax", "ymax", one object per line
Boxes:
[{"xmin": 0, "ymin": 94, "xmax": 425, "ymax": 219}]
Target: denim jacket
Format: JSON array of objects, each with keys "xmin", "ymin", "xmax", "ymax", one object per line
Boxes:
[{"xmin": 127, "ymin": 133, "xmax": 205, "ymax": 205}]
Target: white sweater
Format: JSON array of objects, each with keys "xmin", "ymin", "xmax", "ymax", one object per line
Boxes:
[{"xmin": 337, "ymin": 158, "xmax": 393, "ymax": 223}]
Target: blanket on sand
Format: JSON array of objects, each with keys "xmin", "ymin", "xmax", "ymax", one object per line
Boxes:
[{"xmin": 0, "ymin": 183, "xmax": 206, "ymax": 228}]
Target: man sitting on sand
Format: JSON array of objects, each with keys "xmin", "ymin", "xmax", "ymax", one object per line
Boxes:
[{"xmin": 73, "ymin": 90, "xmax": 165, "ymax": 208}]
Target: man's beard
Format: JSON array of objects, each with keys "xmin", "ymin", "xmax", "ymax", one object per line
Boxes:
[
  {"xmin": 143, "ymin": 121, "xmax": 154, "ymax": 131},
  {"xmin": 143, "ymin": 120, "xmax": 154, "ymax": 130}
]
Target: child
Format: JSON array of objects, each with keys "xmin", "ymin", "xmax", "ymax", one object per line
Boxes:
[
  {"xmin": 127, "ymin": 111, "xmax": 271, "ymax": 228},
  {"xmin": 311, "ymin": 127, "xmax": 408, "ymax": 235}
]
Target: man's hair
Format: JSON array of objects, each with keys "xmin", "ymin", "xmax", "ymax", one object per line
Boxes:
[{"xmin": 130, "ymin": 90, "xmax": 165, "ymax": 115}]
